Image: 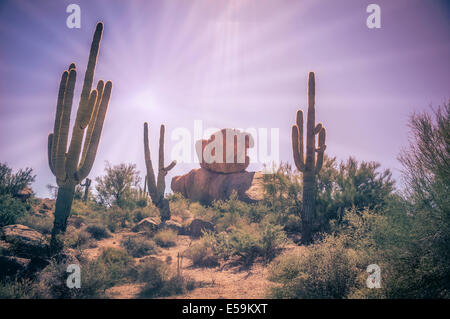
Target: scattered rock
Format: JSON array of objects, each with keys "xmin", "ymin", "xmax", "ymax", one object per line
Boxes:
[
  {"xmin": 171, "ymin": 168, "xmax": 265, "ymax": 204},
  {"xmin": 132, "ymin": 217, "xmax": 160, "ymax": 235},
  {"xmin": 187, "ymin": 219, "xmax": 214, "ymax": 238},
  {"xmin": 196, "ymin": 129, "xmax": 254, "ymax": 174},
  {"xmin": 0, "ymin": 224, "xmax": 49, "ymax": 258}
]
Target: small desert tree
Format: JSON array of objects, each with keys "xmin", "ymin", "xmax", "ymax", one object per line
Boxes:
[
  {"xmin": 0, "ymin": 163, "xmax": 35, "ymax": 226},
  {"xmin": 394, "ymin": 102, "xmax": 450, "ymax": 297},
  {"xmin": 0, "ymin": 163, "xmax": 35, "ymax": 196},
  {"xmin": 95, "ymin": 162, "xmax": 141, "ymax": 208}
]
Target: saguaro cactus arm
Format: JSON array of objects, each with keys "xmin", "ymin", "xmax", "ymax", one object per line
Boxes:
[
  {"xmin": 292, "ymin": 110, "xmax": 305, "ymax": 172},
  {"xmin": 65, "ymin": 23, "xmax": 104, "ymax": 178},
  {"xmin": 76, "ymin": 81, "xmax": 112, "ymax": 181}
]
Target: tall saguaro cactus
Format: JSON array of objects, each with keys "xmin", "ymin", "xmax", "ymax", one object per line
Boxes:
[
  {"xmin": 292, "ymin": 72, "xmax": 326, "ymax": 243},
  {"xmin": 143, "ymin": 123, "xmax": 176, "ymax": 222},
  {"xmin": 48, "ymin": 22, "xmax": 112, "ymax": 251}
]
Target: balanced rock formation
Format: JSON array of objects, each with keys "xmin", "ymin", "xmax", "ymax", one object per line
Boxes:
[
  {"xmin": 196, "ymin": 128, "xmax": 254, "ymax": 174},
  {"xmin": 171, "ymin": 168, "xmax": 264, "ymax": 204}
]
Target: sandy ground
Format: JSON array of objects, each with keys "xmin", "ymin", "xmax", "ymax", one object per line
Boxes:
[{"xmin": 82, "ymin": 231, "xmax": 302, "ymax": 299}]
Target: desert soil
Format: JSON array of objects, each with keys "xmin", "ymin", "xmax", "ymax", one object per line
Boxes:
[{"xmin": 82, "ymin": 231, "xmax": 303, "ymax": 299}]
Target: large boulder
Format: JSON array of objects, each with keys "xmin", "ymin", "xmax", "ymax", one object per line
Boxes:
[
  {"xmin": 1, "ymin": 224, "xmax": 49, "ymax": 258},
  {"xmin": 196, "ymin": 129, "xmax": 254, "ymax": 174},
  {"xmin": 187, "ymin": 219, "xmax": 214, "ymax": 238},
  {"xmin": 171, "ymin": 168, "xmax": 264, "ymax": 204},
  {"xmin": 132, "ymin": 217, "xmax": 160, "ymax": 235}
]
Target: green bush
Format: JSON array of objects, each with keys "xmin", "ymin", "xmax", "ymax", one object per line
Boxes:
[
  {"xmin": 103, "ymin": 206, "xmax": 130, "ymax": 232},
  {"xmin": 0, "ymin": 278, "xmax": 34, "ymax": 299},
  {"xmin": 121, "ymin": 236, "xmax": 158, "ymax": 258},
  {"xmin": 0, "ymin": 163, "xmax": 35, "ymax": 196},
  {"xmin": 184, "ymin": 239, "xmax": 219, "ymax": 268},
  {"xmin": 154, "ymin": 229, "xmax": 177, "ymax": 248},
  {"xmin": 64, "ymin": 228, "xmax": 93, "ymax": 249},
  {"xmin": 268, "ymin": 235, "xmax": 361, "ymax": 299},
  {"xmin": 130, "ymin": 205, "xmax": 158, "ymax": 223},
  {"xmin": 86, "ymin": 224, "xmax": 111, "ymax": 240},
  {"xmin": 97, "ymin": 248, "xmax": 134, "ymax": 285},
  {"xmin": 32, "ymin": 257, "xmax": 110, "ymax": 299},
  {"xmin": 18, "ymin": 213, "xmax": 53, "ymax": 234},
  {"xmin": 0, "ymin": 194, "xmax": 28, "ymax": 227},
  {"xmin": 136, "ymin": 258, "xmax": 195, "ymax": 298},
  {"xmin": 192, "ymin": 223, "xmax": 288, "ymax": 266}
]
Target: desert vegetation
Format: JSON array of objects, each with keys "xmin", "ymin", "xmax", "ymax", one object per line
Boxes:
[
  {"xmin": 0, "ymin": 17, "xmax": 448, "ymax": 300},
  {"xmin": 0, "ymin": 101, "xmax": 448, "ymax": 299}
]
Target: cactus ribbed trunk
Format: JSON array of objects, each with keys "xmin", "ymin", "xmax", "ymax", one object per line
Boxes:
[
  {"xmin": 301, "ymin": 171, "xmax": 315, "ymax": 243},
  {"xmin": 50, "ymin": 183, "xmax": 75, "ymax": 251},
  {"xmin": 292, "ymin": 72, "xmax": 326, "ymax": 244},
  {"xmin": 143, "ymin": 123, "xmax": 176, "ymax": 223}
]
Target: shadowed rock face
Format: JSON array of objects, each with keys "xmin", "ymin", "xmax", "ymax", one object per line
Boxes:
[
  {"xmin": 196, "ymin": 129, "xmax": 254, "ymax": 174},
  {"xmin": 171, "ymin": 168, "xmax": 264, "ymax": 205}
]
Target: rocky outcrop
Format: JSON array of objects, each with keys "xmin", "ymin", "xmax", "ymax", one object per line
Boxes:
[
  {"xmin": 1, "ymin": 224, "xmax": 49, "ymax": 258},
  {"xmin": 171, "ymin": 168, "xmax": 264, "ymax": 204},
  {"xmin": 196, "ymin": 129, "xmax": 254, "ymax": 174}
]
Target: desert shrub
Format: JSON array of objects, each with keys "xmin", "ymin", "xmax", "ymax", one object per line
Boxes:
[
  {"xmin": 86, "ymin": 224, "xmax": 111, "ymax": 240},
  {"xmin": 184, "ymin": 238, "xmax": 219, "ymax": 267},
  {"xmin": 0, "ymin": 194, "xmax": 28, "ymax": 227},
  {"xmin": 32, "ymin": 257, "xmax": 110, "ymax": 299},
  {"xmin": 194, "ymin": 223, "xmax": 288, "ymax": 266},
  {"xmin": 268, "ymin": 235, "xmax": 361, "ymax": 299},
  {"xmin": 315, "ymin": 156, "xmax": 394, "ymax": 233},
  {"xmin": 136, "ymin": 258, "xmax": 195, "ymax": 298},
  {"xmin": 102, "ymin": 206, "xmax": 130, "ymax": 232},
  {"xmin": 263, "ymin": 163, "xmax": 302, "ymax": 227},
  {"xmin": 169, "ymin": 194, "xmax": 193, "ymax": 222},
  {"xmin": 130, "ymin": 205, "xmax": 158, "ymax": 223},
  {"xmin": 97, "ymin": 248, "xmax": 134, "ymax": 285},
  {"xmin": 121, "ymin": 236, "xmax": 158, "ymax": 258},
  {"xmin": 154, "ymin": 229, "xmax": 177, "ymax": 248},
  {"xmin": 0, "ymin": 278, "xmax": 34, "ymax": 299},
  {"xmin": 0, "ymin": 163, "xmax": 35, "ymax": 196},
  {"xmin": 18, "ymin": 213, "xmax": 53, "ymax": 234},
  {"xmin": 64, "ymin": 228, "xmax": 93, "ymax": 249},
  {"xmin": 189, "ymin": 201, "xmax": 208, "ymax": 217},
  {"xmin": 260, "ymin": 223, "xmax": 289, "ymax": 261}
]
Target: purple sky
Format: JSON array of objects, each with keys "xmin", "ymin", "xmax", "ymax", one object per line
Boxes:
[{"xmin": 0, "ymin": 0, "xmax": 449, "ymax": 197}]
